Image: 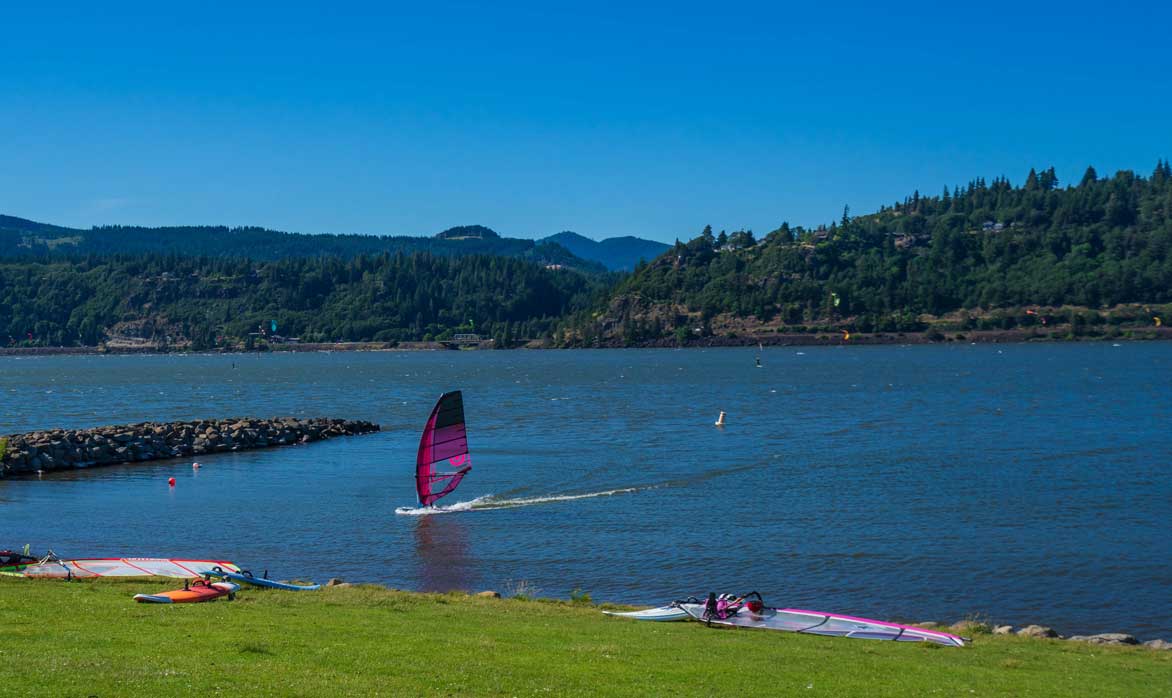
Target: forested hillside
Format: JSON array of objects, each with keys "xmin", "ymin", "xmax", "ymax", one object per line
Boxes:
[
  {"xmin": 4, "ymin": 162, "xmax": 1171, "ymax": 350},
  {"xmin": 560, "ymin": 163, "xmax": 1172, "ymax": 344},
  {"xmin": 0, "ymin": 217, "xmax": 606, "ymax": 273},
  {"xmin": 0, "ymin": 253, "xmax": 603, "ymax": 349}
]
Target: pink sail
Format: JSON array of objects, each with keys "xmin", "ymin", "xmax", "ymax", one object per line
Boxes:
[
  {"xmin": 678, "ymin": 600, "xmax": 966, "ymax": 647},
  {"xmin": 415, "ymin": 391, "xmax": 472, "ymax": 506},
  {"xmin": 15, "ymin": 558, "xmax": 240, "ymax": 579}
]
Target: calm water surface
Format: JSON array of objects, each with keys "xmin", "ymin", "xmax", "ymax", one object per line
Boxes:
[{"xmin": 1, "ymin": 345, "xmax": 1169, "ymax": 636}]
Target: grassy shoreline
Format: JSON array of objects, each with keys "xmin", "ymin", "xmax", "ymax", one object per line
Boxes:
[{"xmin": 2, "ymin": 578, "xmax": 1168, "ymax": 697}]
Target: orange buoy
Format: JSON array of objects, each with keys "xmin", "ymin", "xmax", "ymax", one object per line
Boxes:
[{"xmin": 168, "ymin": 477, "xmax": 176, "ymax": 487}]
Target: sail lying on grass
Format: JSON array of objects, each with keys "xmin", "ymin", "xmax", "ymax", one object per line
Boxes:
[
  {"xmin": 11, "ymin": 558, "xmax": 240, "ymax": 579},
  {"xmin": 679, "ymin": 603, "xmax": 966, "ymax": 647},
  {"xmin": 415, "ymin": 391, "xmax": 472, "ymax": 507}
]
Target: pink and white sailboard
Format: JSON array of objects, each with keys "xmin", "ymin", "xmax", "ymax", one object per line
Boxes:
[
  {"xmin": 678, "ymin": 602, "xmax": 966, "ymax": 647},
  {"xmin": 14, "ymin": 558, "xmax": 240, "ymax": 579},
  {"xmin": 403, "ymin": 391, "xmax": 472, "ymax": 510}
]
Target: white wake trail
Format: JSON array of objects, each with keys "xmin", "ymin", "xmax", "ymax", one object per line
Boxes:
[{"xmin": 394, "ymin": 487, "xmax": 643, "ymax": 516}]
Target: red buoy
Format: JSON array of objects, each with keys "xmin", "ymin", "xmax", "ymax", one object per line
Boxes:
[{"xmin": 168, "ymin": 477, "xmax": 176, "ymax": 487}]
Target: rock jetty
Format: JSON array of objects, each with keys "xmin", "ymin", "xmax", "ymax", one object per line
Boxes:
[{"xmin": 0, "ymin": 417, "xmax": 380, "ymax": 478}]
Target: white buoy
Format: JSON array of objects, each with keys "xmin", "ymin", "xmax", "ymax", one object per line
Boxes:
[
  {"xmin": 192, "ymin": 462, "xmax": 201, "ymax": 469},
  {"xmin": 715, "ymin": 411, "xmax": 726, "ymax": 427}
]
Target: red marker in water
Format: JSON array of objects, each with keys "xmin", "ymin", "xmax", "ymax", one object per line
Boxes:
[{"xmin": 168, "ymin": 477, "xmax": 176, "ymax": 487}]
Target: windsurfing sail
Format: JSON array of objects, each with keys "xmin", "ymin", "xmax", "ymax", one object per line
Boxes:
[
  {"xmin": 676, "ymin": 598, "xmax": 965, "ymax": 647},
  {"xmin": 12, "ymin": 558, "xmax": 240, "ymax": 579},
  {"xmin": 415, "ymin": 391, "xmax": 472, "ymax": 507}
]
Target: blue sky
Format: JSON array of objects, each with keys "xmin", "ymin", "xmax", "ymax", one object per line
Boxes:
[{"xmin": 2, "ymin": 2, "xmax": 1170, "ymax": 243}]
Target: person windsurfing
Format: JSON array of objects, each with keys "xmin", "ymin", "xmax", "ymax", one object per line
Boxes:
[{"xmin": 401, "ymin": 391, "xmax": 473, "ymax": 511}]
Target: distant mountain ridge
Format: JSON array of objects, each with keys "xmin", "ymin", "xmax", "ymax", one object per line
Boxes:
[
  {"xmin": 0, "ymin": 215, "xmax": 601, "ymax": 273},
  {"xmin": 0, "ymin": 215, "xmax": 664, "ymax": 272},
  {"xmin": 540, "ymin": 231, "xmax": 669, "ymax": 271}
]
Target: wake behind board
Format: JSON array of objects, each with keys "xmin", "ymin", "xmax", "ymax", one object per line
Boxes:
[
  {"xmin": 678, "ymin": 603, "xmax": 965, "ymax": 647},
  {"xmin": 204, "ymin": 567, "xmax": 320, "ymax": 591},
  {"xmin": 16, "ymin": 558, "xmax": 240, "ymax": 579},
  {"xmin": 134, "ymin": 580, "xmax": 240, "ymax": 604}
]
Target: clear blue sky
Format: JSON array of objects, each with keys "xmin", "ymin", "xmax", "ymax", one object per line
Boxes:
[{"xmin": 3, "ymin": 2, "xmax": 1170, "ymax": 243}]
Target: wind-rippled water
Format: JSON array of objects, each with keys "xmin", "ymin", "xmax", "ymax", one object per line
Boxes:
[{"xmin": 1, "ymin": 345, "xmax": 1169, "ymax": 637}]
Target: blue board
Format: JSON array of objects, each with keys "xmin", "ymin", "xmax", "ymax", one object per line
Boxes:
[{"xmin": 205, "ymin": 567, "xmax": 320, "ymax": 591}]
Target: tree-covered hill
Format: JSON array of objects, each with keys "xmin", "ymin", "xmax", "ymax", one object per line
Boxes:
[
  {"xmin": 6, "ymin": 161, "xmax": 1172, "ymax": 351},
  {"xmin": 0, "ymin": 216, "xmax": 607, "ymax": 274},
  {"xmin": 562, "ymin": 162, "xmax": 1172, "ymax": 343},
  {"xmin": 0, "ymin": 253, "xmax": 604, "ymax": 349}
]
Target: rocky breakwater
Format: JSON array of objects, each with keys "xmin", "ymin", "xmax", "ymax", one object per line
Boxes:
[{"xmin": 0, "ymin": 417, "xmax": 380, "ymax": 478}]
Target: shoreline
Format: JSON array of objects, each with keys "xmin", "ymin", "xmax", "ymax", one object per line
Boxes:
[
  {"xmin": 313, "ymin": 581, "xmax": 1168, "ymax": 647},
  {"xmin": 601, "ymin": 326, "xmax": 1172, "ymax": 348},
  {"xmin": 5, "ymin": 575, "xmax": 1171, "ymax": 649},
  {"xmin": 2, "ymin": 578, "xmax": 1169, "ymax": 697},
  {"xmin": 1, "ymin": 326, "xmax": 1169, "ymax": 356}
]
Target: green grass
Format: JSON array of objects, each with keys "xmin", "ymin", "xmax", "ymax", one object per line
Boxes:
[{"xmin": 1, "ymin": 578, "xmax": 1168, "ymax": 697}]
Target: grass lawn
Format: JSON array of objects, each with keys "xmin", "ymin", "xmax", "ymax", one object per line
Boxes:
[{"xmin": 1, "ymin": 578, "xmax": 1168, "ymax": 697}]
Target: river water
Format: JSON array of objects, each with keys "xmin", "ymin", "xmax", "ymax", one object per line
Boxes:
[{"xmin": 1, "ymin": 345, "xmax": 1169, "ymax": 637}]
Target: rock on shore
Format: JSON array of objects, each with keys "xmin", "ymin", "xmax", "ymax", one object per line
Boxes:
[
  {"xmin": 1067, "ymin": 633, "xmax": 1139, "ymax": 646},
  {"xmin": 0, "ymin": 417, "xmax": 380, "ymax": 478}
]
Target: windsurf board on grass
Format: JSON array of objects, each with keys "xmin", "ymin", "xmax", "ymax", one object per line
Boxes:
[
  {"xmin": 603, "ymin": 605, "xmax": 690, "ymax": 621},
  {"xmin": 204, "ymin": 567, "xmax": 320, "ymax": 591},
  {"xmin": 679, "ymin": 599, "xmax": 965, "ymax": 647},
  {"xmin": 395, "ymin": 390, "xmax": 472, "ymax": 515},
  {"xmin": 16, "ymin": 558, "xmax": 240, "ymax": 579},
  {"xmin": 134, "ymin": 580, "xmax": 240, "ymax": 604}
]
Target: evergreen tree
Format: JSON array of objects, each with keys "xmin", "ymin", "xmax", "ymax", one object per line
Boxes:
[
  {"xmin": 1040, "ymin": 167, "xmax": 1058, "ymax": 190},
  {"xmin": 1025, "ymin": 168, "xmax": 1039, "ymax": 190}
]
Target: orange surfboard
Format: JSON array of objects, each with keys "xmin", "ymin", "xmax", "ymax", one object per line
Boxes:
[{"xmin": 134, "ymin": 579, "xmax": 240, "ymax": 603}]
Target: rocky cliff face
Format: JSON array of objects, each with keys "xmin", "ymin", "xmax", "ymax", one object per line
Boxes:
[{"xmin": 0, "ymin": 417, "xmax": 380, "ymax": 477}]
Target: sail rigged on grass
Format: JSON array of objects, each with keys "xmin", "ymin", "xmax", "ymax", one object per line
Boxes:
[
  {"xmin": 9, "ymin": 558, "xmax": 240, "ymax": 579},
  {"xmin": 415, "ymin": 391, "xmax": 472, "ymax": 507}
]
